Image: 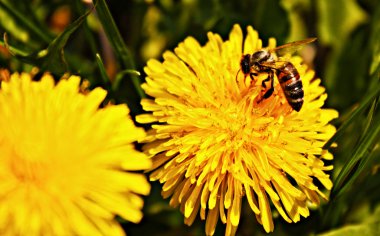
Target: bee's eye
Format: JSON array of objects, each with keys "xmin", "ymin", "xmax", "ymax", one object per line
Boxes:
[
  {"xmin": 240, "ymin": 54, "xmax": 251, "ymax": 74},
  {"xmin": 241, "ymin": 58, "xmax": 250, "ymax": 74}
]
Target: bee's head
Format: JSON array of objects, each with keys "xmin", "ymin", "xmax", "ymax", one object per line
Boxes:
[{"xmin": 240, "ymin": 54, "xmax": 251, "ymax": 74}]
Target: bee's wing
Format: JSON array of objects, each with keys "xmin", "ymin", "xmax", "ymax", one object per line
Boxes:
[
  {"xmin": 259, "ymin": 61, "xmax": 289, "ymax": 69},
  {"xmin": 269, "ymin": 38, "xmax": 317, "ymax": 56}
]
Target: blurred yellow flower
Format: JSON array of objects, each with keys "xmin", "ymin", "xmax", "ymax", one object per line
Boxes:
[
  {"xmin": 138, "ymin": 24, "xmax": 338, "ymax": 235},
  {"xmin": 0, "ymin": 73, "xmax": 151, "ymax": 236}
]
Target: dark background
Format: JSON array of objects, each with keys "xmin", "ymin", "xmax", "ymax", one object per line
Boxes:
[{"xmin": 1, "ymin": 0, "xmax": 380, "ymax": 235}]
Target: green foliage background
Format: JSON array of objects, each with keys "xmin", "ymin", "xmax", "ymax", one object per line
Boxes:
[{"xmin": 0, "ymin": 0, "xmax": 380, "ymax": 235}]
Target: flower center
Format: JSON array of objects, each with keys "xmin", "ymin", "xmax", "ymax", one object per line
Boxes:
[{"xmin": 207, "ymin": 105, "xmax": 253, "ymax": 150}]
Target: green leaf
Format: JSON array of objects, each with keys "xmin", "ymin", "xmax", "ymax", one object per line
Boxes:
[
  {"xmin": 360, "ymin": 99, "xmax": 378, "ymax": 143},
  {"xmin": 0, "ymin": 35, "xmax": 28, "ymax": 56},
  {"xmin": 318, "ymin": 222, "xmax": 380, "ymax": 236},
  {"xmin": 317, "ymin": 0, "xmax": 369, "ymax": 107},
  {"xmin": 250, "ymin": 0, "xmax": 290, "ymax": 43},
  {"xmin": 323, "ymin": 25, "xmax": 372, "ymax": 109},
  {"xmin": 94, "ymin": 0, "xmax": 145, "ymax": 98},
  {"xmin": 74, "ymin": 0, "xmax": 99, "ymax": 58},
  {"xmin": 319, "ymin": 204, "xmax": 380, "ymax": 236},
  {"xmin": 0, "ymin": 1, "xmax": 53, "ymax": 44},
  {"xmin": 112, "ymin": 69, "xmax": 141, "ymax": 92},
  {"xmin": 324, "ymin": 85, "xmax": 380, "ymax": 149},
  {"xmin": 95, "ymin": 53, "xmax": 111, "ymax": 85},
  {"xmin": 369, "ymin": 3, "xmax": 380, "ymax": 77},
  {"xmin": 317, "ymin": 0, "xmax": 367, "ymax": 47},
  {"xmin": 331, "ymin": 112, "xmax": 380, "ymax": 199},
  {"xmin": 370, "ymin": 34, "xmax": 380, "ymax": 76},
  {"xmin": 4, "ymin": 3, "xmax": 94, "ymax": 75},
  {"xmin": 280, "ymin": 0, "xmax": 310, "ymax": 42}
]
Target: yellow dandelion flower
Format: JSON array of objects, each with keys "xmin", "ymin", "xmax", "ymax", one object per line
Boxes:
[
  {"xmin": 0, "ymin": 73, "xmax": 151, "ymax": 236},
  {"xmin": 137, "ymin": 24, "xmax": 338, "ymax": 235}
]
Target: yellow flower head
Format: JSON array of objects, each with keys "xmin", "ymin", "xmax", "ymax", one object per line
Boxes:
[
  {"xmin": 0, "ymin": 73, "xmax": 151, "ymax": 236},
  {"xmin": 137, "ymin": 25, "xmax": 338, "ymax": 235}
]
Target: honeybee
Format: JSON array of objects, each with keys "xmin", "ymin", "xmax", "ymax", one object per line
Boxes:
[{"xmin": 239, "ymin": 38, "xmax": 317, "ymax": 112}]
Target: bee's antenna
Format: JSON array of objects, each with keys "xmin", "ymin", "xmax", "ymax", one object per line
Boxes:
[{"xmin": 235, "ymin": 69, "xmax": 241, "ymax": 83}]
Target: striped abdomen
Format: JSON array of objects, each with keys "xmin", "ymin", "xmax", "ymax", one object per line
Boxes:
[{"xmin": 276, "ymin": 62, "xmax": 304, "ymax": 112}]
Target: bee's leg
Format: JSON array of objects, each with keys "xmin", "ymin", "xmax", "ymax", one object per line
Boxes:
[
  {"xmin": 250, "ymin": 72, "xmax": 258, "ymax": 81},
  {"xmin": 241, "ymin": 72, "xmax": 258, "ymax": 88},
  {"xmin": 261, "ymin": 76, "xmax": 271, "ymax": 88},
  {"xmin": 263, "ymin": 71, "xmax": 275, "ymax": 99},
  {"xmin": 257, "ymin": 71, "xmax": 274, "ymax": 104},
  {"xmin": 262, "ymin": 70, "xmax": 274, "ymax": 99}
]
